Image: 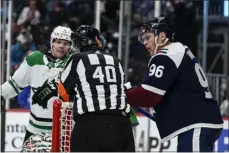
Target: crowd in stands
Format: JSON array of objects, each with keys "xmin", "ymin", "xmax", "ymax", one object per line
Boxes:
[{"xmin": 0, "ymin": 0, "xmax": 228, "ymax": 116}]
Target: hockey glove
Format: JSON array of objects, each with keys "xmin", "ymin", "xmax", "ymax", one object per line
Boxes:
[
  {"xmin": 30, "ymin": 19, "xmax": 57, "ymax": 61},
  {"xmin": 129, "ymin": 108, "xmax": 139, "ymax": 127},
  {"xmin": 124, "ymin": 82, "xmax": 132, "ymax": 91},
  {"xmin": 32, "ymin": 79, "xmax": 58, "ymax": 109},
  {"xmin": 124, "ymin": 83, "xmax": 139, "ymax": 127}
]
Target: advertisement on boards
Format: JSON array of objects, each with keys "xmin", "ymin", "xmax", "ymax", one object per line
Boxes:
[
  {"xmin": 214, "ymin": 119, "xmax": 228, "ymax": 152},
  {"xmin": 134, "ymin": 116, "xmax": 178, "ymax": 152},
  {"xmin": 4, "ymin": 110, "xmax": 229, "ymax": 152},
  {"xmin": 134, "ymin": 116, "xmax": 229, "ymax": 152},
  {"xmin": 4, "ymin": 110, "xmax": 29, "ymax": 151}
]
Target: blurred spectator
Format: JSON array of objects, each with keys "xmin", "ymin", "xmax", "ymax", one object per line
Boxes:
[
  {"xmin": 11, "ymin": 29, "xmax": 36, "ymax": 72},
  {"xmin": 164, "ymin": 0, "xmax": 198, "ymax": 56},
  {"xmin": 132, "ymin": 1, "xmax": 154, "ymax": 22},
  {"xmin": 100, "ymin": 1, "xmax": 119, "ymax": 32},
  {"xmin": 104, "ymin": 1, "xmax": 119, "ymax": 20},
  {"xmin": 1, "ymin": 0, "xmax": 226, "ymax": 110},
  {"xmin": 128, "ymin": 58, "xmax": 148, "ymax": 86},
  {"xmin": 220, "ymin": 99, "xmax": 228, "ymax": 116},
  {"xmin": 45, "ymin": 0, "xmax": 56, "ymax": 13},
  {"xmin": 17, "ymin": 0, "xmax": 40, "ymax": 27},
  {"xmin": 66, "ymin": 0, "xmax": 94, "ymax": 28},
  {"xmin": 76, "ymin": 1, "xmax": 95, "ymax": 26},
  {"xmin": 1, "ymin": 1, "xmax": 8, "ymax": 21},
  {"xmin": 48, "ymin": 1, "xmax": 68, "ymax": 29}
]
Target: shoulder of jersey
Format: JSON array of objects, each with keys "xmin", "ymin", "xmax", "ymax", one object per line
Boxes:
[
  {"xmin": 104, "ymin": 52, "xmax": 121, "ymax": 62},
  {"xmin": 25, "ymin": 51, "xmax": 45, "ymax": 66},
  {"xmin": 150, "ymin": 42, "xmax": 186, "ymax": 68},
  {"xmin": 70, "ymin": 52, "xmax": 86, "ymax": 58}
]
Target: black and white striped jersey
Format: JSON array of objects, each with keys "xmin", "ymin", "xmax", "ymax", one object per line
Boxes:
[{"xmin": 60, "ymin": 49, "xmax": 130, "ymax": 116}]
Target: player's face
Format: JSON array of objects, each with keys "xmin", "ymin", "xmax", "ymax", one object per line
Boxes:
[
  {"xmin": 52, "ymin": 39, "xmax": 71, "ymax": 59},
  {"xmin": 141, "ymin": 32, "xmax": 156, "ymax": 56}
]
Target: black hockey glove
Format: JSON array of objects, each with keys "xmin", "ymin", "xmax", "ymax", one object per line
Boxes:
[
  {"xmin": 32, "ymin": 80, "xmax": 58, "ymax": 109},
  {"xmin": 30, "ymin": 19, "xmax": 57, "ymax": 61}
]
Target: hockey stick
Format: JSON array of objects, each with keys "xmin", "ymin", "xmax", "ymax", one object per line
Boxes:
[
  {"xmin": 136, "ymin": 107, "xmax": 155, "ymax": 121},
  {"xmin": 124, "ymin": 82, "xmax": 156, "ymax": 122},
  {"xmin": 30, "ymin": 19, "xmax": 57, "ymax": 61}
]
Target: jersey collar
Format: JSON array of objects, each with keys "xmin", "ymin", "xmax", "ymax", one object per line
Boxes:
[{"xmin": 43, "ymin": 54, "xmax": 70, "ymax": 68}]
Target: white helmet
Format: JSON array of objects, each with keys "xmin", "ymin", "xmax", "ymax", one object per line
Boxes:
[{"xmin": 50, "ymin": 26, "xmax": 73, "ymax": 51}]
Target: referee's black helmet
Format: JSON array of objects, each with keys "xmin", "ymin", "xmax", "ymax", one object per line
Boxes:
[{"xmin": 72, "ymin": 25, "xmax": 106, "ymax": 50}]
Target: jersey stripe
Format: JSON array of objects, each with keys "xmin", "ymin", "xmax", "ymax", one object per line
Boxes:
[
  {"xmin": 118, "ymin": 63, "xmax": 126, "ymax": 110},
  {"xmin": 87, "ymin": 54, "xmax": 101, "ymax": 110},
  {"xmin": 61, "ymin": 60, "xmax": 73, "ymax": 82},
  {"xmin": 97, "ymin": 54, "xmax": 112, "ymax": 109},
  {"xmin": 96, "ymin": 85, "xmax": 106, "ymax": 110},
  {"xmin": 114, "ymin": 59, "xmax": 122, "ymax": 109},
  {"xmin": 68, "ymin": 52, "xmax": 130, "ymax": 116},
  {"xmin": 76, "ymin": 59, "xmax": 95, "ymax": 112},
  {"xmin": 142, "ymin": 84, "xmax": 166, "ymax": 95},
  {"xmin": 104, "ymin": 54, "xmax": 114, "ymax": 65},
  {"xmin": 75, "ymin": 88, "xmax": 83, "ymax": 114},
  {"xmin": 88, "ymin": 54, "xmax": 100, "ymax": 65},
  {"xmin": 110, "ymin": 84, "xmax": 118, "ymax": 109}
]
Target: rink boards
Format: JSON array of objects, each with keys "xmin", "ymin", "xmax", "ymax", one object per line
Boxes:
[{"xmin": 4, "ymin": 109, "xmax": 229, "ymax": 152}]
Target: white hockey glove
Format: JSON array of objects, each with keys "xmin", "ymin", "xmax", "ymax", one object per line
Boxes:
[
  {"xmin": 124, "ymin": 82, "xmax": 132, "ymax": 91},
  {"xmin": 21, "ymin": 132, "xmax": 52, "ymax": 152}
]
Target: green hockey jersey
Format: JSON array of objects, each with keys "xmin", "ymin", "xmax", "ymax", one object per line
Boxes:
[{"xmin": 1, "ymin": 51, "xmax": 69, "ymax": 134}]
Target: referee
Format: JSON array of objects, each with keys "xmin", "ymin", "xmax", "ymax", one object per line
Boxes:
[{"xmin": 58, "ymin": 25, "xmax": 135, "ymax": 152}]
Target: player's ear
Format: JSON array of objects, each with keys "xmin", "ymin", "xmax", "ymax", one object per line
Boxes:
[
  {"xmin": 95, "ymin": 36, "xmax": 103, "ymax": 48},
  {"xmin": 159, "ymin": 32, "xmax": 166, "ymax": 41},
  {"xmin": 159, "ymin": 32, "xmax": 166, "ymax": 43}
]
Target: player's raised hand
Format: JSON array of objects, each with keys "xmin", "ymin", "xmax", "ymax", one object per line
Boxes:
[{"xmin": 30, "ymin": 19, "xmax": 57, "ymax": 61}]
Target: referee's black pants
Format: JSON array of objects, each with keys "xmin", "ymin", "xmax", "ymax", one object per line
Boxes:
[{"xmin": 70, "ymin": 110, "xmax": 135, "ymax": 152}]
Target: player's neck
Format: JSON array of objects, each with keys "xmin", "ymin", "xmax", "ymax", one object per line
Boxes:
[{"xmin": 157, "ymin": 42, "xmax": 172, "ymax": 52}]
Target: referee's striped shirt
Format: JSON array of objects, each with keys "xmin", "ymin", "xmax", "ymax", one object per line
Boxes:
[{"xmin": 60, "ymin": 49, "xmax": 130, "ymax": 116}]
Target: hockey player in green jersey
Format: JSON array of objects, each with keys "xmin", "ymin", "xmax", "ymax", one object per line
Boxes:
[{"xmin": 1, "ymin": 25, "xmax": 73, "ymax": 143}]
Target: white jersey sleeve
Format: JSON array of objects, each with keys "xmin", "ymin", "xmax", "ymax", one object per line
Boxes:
[{"xmin": 1, "ymin": 59, "xmax": 31, "ymax": 99}]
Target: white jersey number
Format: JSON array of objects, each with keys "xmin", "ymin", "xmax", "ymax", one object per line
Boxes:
[
  {"xmin": 149, "ymin": 64, "xmax": 164, "ymax": 78},
  {"xmin": 186, "ymin": 49, "xmax": 213, "ymax": 99},
  {"xmin": 93, "ymin": 66, "xmax": 116, "ymax": 83},
  {"xmin": 194, "ymin": 63, "xmax": 213, "ymax": 98}
]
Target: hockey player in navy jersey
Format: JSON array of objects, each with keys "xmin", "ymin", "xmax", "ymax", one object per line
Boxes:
[{"xmin": 126, "ymin": 16, "xmax": 224, "ymax": 152}]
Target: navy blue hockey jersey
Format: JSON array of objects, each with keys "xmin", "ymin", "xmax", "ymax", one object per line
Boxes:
[{"xmin": 142, "ymin": 42, "xmax": 224, "ymax": 142}]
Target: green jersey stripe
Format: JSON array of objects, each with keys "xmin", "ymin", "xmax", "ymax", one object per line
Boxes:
[
  {"xmin": 29, "ymin": 120, "xmax": 52, "ymax": 130},
  {"xmin": 8, "ymin": 80, "xmax": 20, "ymax": 93}
]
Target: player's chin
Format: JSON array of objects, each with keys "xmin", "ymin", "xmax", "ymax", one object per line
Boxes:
[
  {"xmin": 55, "ymin": 52, "xmax": 67, "ymax": 59},
  {"xmin": 146, "ymin": 48, "xmax": 153, "ymax": 55}
]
